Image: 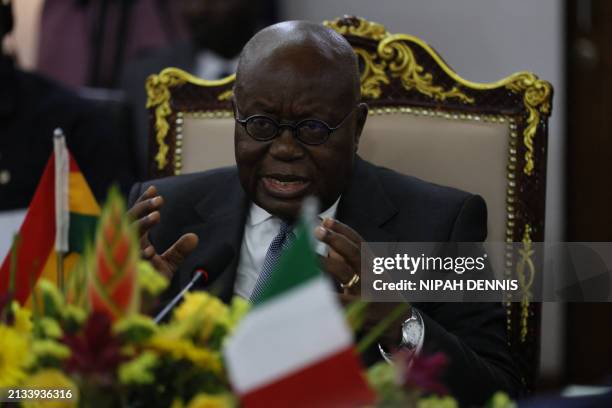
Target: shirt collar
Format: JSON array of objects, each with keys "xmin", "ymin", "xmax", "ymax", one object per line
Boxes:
[
  {"xmin": 247, "ymin": 202, "xmax": 274, "ymax": 227},
  {"xmin": 247, "ymin": 197, "xmax": 341, "ymax": 227}
]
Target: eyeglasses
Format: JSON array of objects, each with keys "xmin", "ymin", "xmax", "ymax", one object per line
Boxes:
[{"xmin": 233, "ymin": 104, "xmax": 358, "ymax": 146}]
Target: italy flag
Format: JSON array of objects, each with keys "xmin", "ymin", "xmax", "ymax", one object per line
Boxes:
[
  {"xmin": 0, "ymin": 135, "xmax": 100, "ymax": 304},
  {"xmin": 224, "ymin": 205, "xmax": 374, "ymax": 407}
]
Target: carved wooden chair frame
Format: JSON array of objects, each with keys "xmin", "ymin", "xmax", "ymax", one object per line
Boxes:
[{"xmin": 146, "ymin": 16, "xmax": 553, "ymax": 389}]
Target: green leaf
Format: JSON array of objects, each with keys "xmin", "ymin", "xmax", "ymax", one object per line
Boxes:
[
  {"xmin": 357, "ymin": 303, "xmax": 410, "ymax": 354},
  {"xmin": 344, "ymin": 300, "xmax": 368, "ymax": 332}
]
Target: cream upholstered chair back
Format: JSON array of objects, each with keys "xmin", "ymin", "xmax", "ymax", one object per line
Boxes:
[
  {"xmin": 360, "ymin": 113, "xmax": 511, "ymax": 244},
  {"xmin": 145, "ymin": 16, "xmax": 553, "ymax": 389}
]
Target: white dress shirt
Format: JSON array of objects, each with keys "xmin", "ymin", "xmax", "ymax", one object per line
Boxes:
[{"xmin": 234, "ymin": 198, "xmax": 340, "ymax": 299}]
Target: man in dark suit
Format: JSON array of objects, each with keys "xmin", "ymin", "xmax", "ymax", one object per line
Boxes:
[{"xmin": 128, "ymin": 21, "xmax": 523, "ymax": 406}]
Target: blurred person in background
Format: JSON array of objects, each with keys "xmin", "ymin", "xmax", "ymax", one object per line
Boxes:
[
  {"xmin": 37, "ymin": 0, "xmax": 186, "ymax": 89},
  {"xmin": 0, "ymin": 0, "xmax": 134, "ymax": 253},
  {"xmin": 120, "ymin": 0, "xmax": 276, "ymax": 179}
]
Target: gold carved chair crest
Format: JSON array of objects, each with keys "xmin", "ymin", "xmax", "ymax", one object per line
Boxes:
[{"xmin": 146, "ymin": 15, "xmax": 553, "ymax": 389}]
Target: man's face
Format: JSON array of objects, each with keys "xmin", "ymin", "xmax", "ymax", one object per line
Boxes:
[{"xmin": 233, "ymin": 52, "xmax": 365, "ymax": 220}]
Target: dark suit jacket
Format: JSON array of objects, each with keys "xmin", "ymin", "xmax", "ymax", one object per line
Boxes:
[{"xmin": 129, "ymin": 157, "xmax": 523, "ymax": 406}]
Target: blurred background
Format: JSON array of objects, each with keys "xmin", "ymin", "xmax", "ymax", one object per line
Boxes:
[{"xmin": 1, "ymin": 0, "xmax": 610, "ymax": 395}]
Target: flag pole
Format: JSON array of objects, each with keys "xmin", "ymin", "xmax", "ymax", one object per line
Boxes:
[
  {"xmin": 53, "ymin": 128, "xmax": 69, "ymax": 292},
  {"xmin": 57, "ymin": 251, "xmax": 65, "ymax": 291}
]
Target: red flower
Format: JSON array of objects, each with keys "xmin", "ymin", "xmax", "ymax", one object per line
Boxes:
[
  {"xmin": 88, "ymin": 188, "xmax": 139, "ymax": 321},
  {"xmin": 62, "ymin": 311, "xmax": 125, "ymax": 384}
]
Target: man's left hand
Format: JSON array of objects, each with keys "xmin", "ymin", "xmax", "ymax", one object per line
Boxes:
[{"xmin": 314, "ymin": 218, "xmax": 411, "ymax": 349}]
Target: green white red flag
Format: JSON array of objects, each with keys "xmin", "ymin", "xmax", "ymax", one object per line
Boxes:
[{"xmin": 224, "ymin": 202, "xmax": 374, "ymax": 407}]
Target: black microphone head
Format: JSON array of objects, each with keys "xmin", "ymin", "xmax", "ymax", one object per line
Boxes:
[
  {"xmin": 192, "ymin": 243, "xmax": 235, "ymax": 282},
  {"xmin": 155, "ymin": 244, "xmax": 235, "ymax": 324}
]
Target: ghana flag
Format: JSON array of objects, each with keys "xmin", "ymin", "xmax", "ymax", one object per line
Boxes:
[{"xmin": 0, "ymin": 141, "xmax": 100, "ymax": 304}]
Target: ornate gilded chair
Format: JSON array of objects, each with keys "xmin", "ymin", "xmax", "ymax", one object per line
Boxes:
[{"xmin": 145, "ymin": 16, "xmax": 553, "ymax": 390}]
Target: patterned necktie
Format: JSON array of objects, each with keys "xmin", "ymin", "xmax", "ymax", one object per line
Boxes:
[{"xmin": 250, "ymin": 221, "xmax": 295, "ymax": 303}]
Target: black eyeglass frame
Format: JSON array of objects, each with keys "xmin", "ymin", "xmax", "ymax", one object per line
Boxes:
[{"xmin": 233, "ymin": 103, "xmax": 362, "ymax": 146}]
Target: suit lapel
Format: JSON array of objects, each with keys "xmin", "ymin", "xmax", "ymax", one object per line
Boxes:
[
  {"xmin": 175, "ymin": 157, "xmax": 396, "ymax": 303},
  {"xmin": 337, "ymin": 157, "xmax": 398, "ymax": 242},
  {"xmin": 179, "ymin": 175, "xmax": 248, "ymax": 303}
]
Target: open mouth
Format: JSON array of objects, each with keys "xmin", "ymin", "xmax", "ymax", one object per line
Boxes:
[{"xmin": 260, "ymin": 174, "xmax": 311, "ymax": 198}]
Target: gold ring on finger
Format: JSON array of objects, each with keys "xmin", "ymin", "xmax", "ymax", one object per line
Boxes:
[{"xmin": 340, "ymin": 274, "xmax": 360, "ymax": 290}]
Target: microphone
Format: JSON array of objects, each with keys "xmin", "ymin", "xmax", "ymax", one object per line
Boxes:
[{"xmin": 153, "ymin": 244, "xmax": 234, "ymax": 323}]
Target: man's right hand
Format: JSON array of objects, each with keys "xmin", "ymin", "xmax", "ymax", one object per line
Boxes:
[{"xmin": 128, "ymin": 185, "xmax": 199, "ymax": 280}]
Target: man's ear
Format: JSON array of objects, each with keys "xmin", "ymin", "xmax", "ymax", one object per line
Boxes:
[{"xmin": 353, "ymin": 102, "xmax": 369, "ymax": 151}]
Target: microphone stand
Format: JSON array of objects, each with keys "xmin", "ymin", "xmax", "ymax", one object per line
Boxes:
[{"xmin": 153, "ymin": 270, "xmax": 204, "ymax": 324}]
